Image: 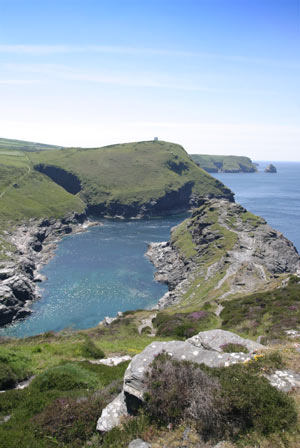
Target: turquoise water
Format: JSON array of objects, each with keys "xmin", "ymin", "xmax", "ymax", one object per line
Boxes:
[
  {"xmin": 1, "ymin": 215, "xmax": 186, "ymax": 338},
  {"xmin": 214, "ymin": 162, "xmax": 300, "ymax": 252},
  {"xmin": 2, "ymin": 161, "xmax": 299, "ymax": 338}
]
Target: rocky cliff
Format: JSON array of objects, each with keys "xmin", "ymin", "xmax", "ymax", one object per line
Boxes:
[
  {"xmin": 147, "ymin": 199, "xmax": 300, "ymax": 310},
  {"xmin": 0, "ymin": 213, "xmax": 97, "ymax": 327}
]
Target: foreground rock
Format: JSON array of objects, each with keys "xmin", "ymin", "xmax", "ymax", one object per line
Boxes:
[
  {"xmin": 187, "ymin": 329, "xmax": 263, "ymax": 353},
  {"xmin": 147, "ymin": 199, "xmax": 300, "ymax": 308},
  {"xmin": 0, "ymin": 213, "xmax": 100, "ymax": 327},
  {"xmin": 97, "ymin": 330, "xmax": 264, "ymax": 432},
  {"xmin": 128, "ymin": 440, "xmax": 151, "ymax": 448}
]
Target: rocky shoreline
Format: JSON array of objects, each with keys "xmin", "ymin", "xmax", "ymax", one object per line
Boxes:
[
  {"xmin": 0, "ymin": 213, "xmax": 100, "ymax": 328},
  {"xmin": 147, "ymin": 199, "xmax": 300, "ymax": 310}
]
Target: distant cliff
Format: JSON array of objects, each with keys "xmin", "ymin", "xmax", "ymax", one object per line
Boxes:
[{"xmin": 190, "ymin": 154, "xmax": 257, "ymax": 173}]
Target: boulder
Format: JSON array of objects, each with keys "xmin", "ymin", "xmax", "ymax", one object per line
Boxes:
[
  {"xmin": 96, "ymin": 391, "xmax": 128, "ymax": 432},
  {"xmin": 128, "ymin": 439, "xmax": 151, "ymax": 448},
  {"xmin": 187, "ymin": 329, "xmax": 264, "ymax": 353},
  {"xmin": 123, "ymin": 339, "xmax": 253, "ymax": 401},
  {"xmin": 3, "ymin": 274, "xmax": 35, "ymax": 302},
  {"xmin": 97, "ymin": 330, "xmax": 262, "ymax": 432}
]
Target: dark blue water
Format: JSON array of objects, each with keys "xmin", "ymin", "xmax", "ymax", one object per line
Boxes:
[
  {"xmin": 213, "ymin": 162, "xmax": 300, "ymax": 252},
  {"xmin": 1, "ymin": 216, "xmax": 186, "ymax": 338}
]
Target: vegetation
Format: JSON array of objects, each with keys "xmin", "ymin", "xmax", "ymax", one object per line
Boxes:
[
  {"xmin": 153, "ymin": 310, "xmax": 218, "ymax": 339},
  {"xmin": 29, "ymin": 140, "xmax": 232, "ymax": 210},
  {"xmin": 221, "ymin": 276, "xmax": 300, "ymax": 342},
  {"xmin": 144, "ymin": 353, "xmax": 297, "ymax": 442},
  {"xmin": 0, "ymin": 307, "xmax": 298, "ymax": 447},
  {"xmin": 190, "ymin": 154, "xmax": 257, "ymax": 173}
]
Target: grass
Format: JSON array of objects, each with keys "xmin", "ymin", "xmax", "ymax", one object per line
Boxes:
[
  {"xmin": 0, "ymin": 308, "xmax": 299, "ymax": 447},
  {"xmin": 153, "ymin": 310, "xmax": 218, "ymax": 339},
  {"xmin": 28, "ymin": 140, "xmax": 233, "ymax": 210},
  {"xmin": 220, "ymin": 276, "xmax": 300, "ymax": 342},
  {"xmin": 190, "ymin": 154, "xmax": 257, "ymax": 173},
  {"xmin": 0, "ymin": 139, "xmax": 233, "ymax": 260}
]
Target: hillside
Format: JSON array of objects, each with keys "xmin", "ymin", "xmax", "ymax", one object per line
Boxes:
[
  {"xmin": 190, "ymin": 154, "xmax": 257, "ymax": 173},
  {"xmin": 0, "ymin": 138, "xmax": 233, "ymax": 224},
  {"xmin": 148, "ymin": 199, "xmax": 300, "ymax": 331}
]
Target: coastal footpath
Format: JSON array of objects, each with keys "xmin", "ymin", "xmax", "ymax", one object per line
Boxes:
[{"xmin": 147, "ymin": 199, "xmax": 300, "ymax": 310}]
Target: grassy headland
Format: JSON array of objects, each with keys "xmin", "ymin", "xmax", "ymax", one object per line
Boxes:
[{"xmin": 190, "ymin": 154, "xmax": 257, "ymax": 173}]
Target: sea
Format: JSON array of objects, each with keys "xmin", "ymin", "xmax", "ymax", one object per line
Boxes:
[{"xmin": 1, "ymin": 161, "xmax": 299, "ymax": 338}]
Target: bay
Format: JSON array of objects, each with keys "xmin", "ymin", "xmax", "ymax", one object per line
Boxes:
[{"xmin": 1, "ymin": 215, "xmax": 186, "ymax": 338}]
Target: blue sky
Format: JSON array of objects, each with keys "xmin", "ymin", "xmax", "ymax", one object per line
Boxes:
[{"xmin": 0, "ymin": 0, "xmax": 299, "ymax": 160}]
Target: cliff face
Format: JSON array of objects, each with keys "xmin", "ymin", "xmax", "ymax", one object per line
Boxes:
[
  {"xmin": 147, "ymin": 199, "xmax": 300, "ymax": 309},
  {"xmin": 0, "ymin": 213, "xmax": 90, "ymax": 327}
]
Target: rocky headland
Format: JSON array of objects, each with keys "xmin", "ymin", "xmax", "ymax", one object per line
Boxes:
[{"xmin": 147, "ymin": 198, "xmax": 300, "ymax": 310}]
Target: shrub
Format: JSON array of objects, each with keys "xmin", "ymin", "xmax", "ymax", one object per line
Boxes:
[
  {"xmin": 33, "ymin": 394, "xmax": 106, "ymax": 447},
  {"xmin": 220, "ymin": 343, "xmax": 248, "ymax": 353},
  {"xmin": 144, "ymin": 354, "xmax": 297, "ymax": 441},
  {"xmin": 144, "ymin": 353, "xmax": 224, "ymax": 440},
  {"xmin": 81, "ymin": 336, "xmax": 105, "ymax": 359},
  {"xmin": 220, "ymin": 278, "xmax": 300, "ymax": 341},
  {"xmin": 0, "ymin": 362, "xmax": 17, "ymax": 390},
  {"xmin": 0, "ymin": 348, "xmax": 31, "ymax": 384},
  {"xmin": 102, "ymin": 414, "xmax": 151, "ymax": 448},
  {"xmin": 31, "ymin": 363, "xmax": 99, "ymax": 391},
  {"xmin": 215, "ymin": 364, "xmax": 297, "ymax": 436},
  {"xmin": 154, "ymin": 311, "xmax": 215, "ymax": 339}
]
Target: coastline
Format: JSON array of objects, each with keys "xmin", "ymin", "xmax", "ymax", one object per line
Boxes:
[{"xmin": 0, "ymin": 213, "xmax": 101, "ymax": 328}]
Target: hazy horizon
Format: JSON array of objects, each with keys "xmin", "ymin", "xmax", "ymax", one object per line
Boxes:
[{"xmin": 0, "ymin": 0, "xmax": 299, "ymax": 161}]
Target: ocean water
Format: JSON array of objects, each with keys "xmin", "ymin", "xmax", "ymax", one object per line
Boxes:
[
  {"xmin": 2, "ymin": 161, "xmax": 299, "ymax": 338},
  {"xmin": 213, "ymin": 162, "xmax": 300, "ymax": 252},
  {"xmin": 1, "ymin": 215, "xmax": 186, "ymax": 338}
]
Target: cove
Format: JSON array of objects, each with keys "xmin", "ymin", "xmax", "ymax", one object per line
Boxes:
[{"xmin": 1, "ymin": 215, "xmax": 187, "ymax": 338}]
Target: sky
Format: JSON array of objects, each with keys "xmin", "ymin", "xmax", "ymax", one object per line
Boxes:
[{"xmin": 0, "ymin": 0, "xmax": 299, "ymax": 160}]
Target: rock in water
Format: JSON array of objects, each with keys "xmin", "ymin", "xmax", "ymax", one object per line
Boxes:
[{"xmin": 265, "ymin": 163, "xmax": 277, "ymax": 173}]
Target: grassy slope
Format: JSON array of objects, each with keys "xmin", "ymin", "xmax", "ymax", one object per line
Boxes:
[
  {"xmin": 0, "ymin": 137, "xmax": 63, "ymax": 152},
  {"xmin": 30, "ymin": 140, "xmax": 233, "ymax": 207},
  {"xmin": 0, "ymin": 151, "xmax": 85, "ymax": 224},
  {"xmin": 190, "ymin": 154, "xmax": 256, "ymax": 173},
  {"xmin": 0, "ymin": 139, "xmax": 232, "ymax": 223},
  {"xmin": 0, "ymin": 309, "xmax": 299, "ymax": 448}
]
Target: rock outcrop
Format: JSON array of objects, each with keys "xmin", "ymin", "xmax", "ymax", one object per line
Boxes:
[
  {"xmin": 96, "ymin": 330, "xmax": 264, "ymax": 432},
  {"xmin": 265, "ymin": 164, "xmax": 277, "ymax": 173},
  {"xmin": 147, "ymin": 199, "xmax": 300, "ymax": 308},
  {"xmin": 0, "ymin": 213, "xmax": 99, "ymax": 327}
]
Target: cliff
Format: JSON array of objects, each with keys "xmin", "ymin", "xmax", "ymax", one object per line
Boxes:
[
  {"xmin": 190, "ymin": 154, "xmax": 257, "ymax": 173},
  {"xmin": 147, "ymin": 199, "xmax": 300, "ymax": 310}
]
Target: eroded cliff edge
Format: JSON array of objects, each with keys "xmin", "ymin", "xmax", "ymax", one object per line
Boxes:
[
  {"xmin": 147, "ymin": 199, "xmax": 300, "ymax": 310},
  {"xmin": 0, "ymin": 213, "xmax": 100, "ymax": 327}
]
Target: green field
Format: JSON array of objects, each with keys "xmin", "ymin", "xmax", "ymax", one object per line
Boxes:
[{"xmin": 190, "ymin": 154, "xmax": 257, "ymax": 173}]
